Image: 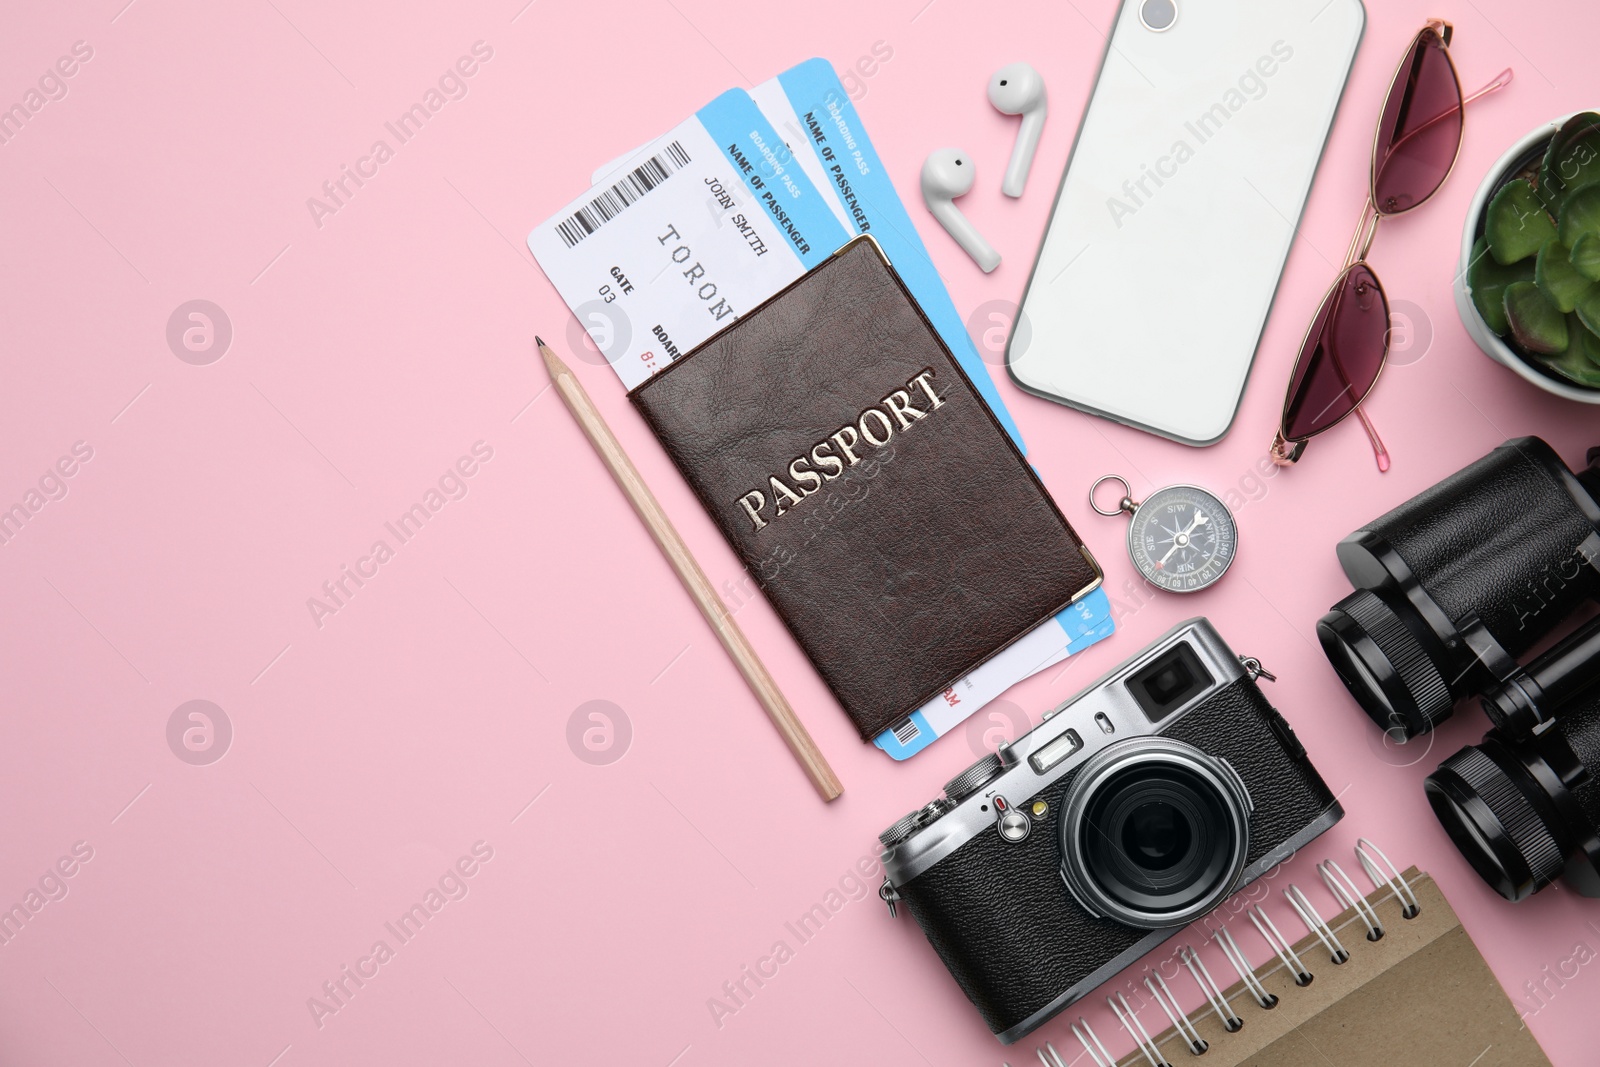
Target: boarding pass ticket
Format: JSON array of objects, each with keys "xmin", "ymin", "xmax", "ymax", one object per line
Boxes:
[
  {"xmin": 875, "ymin": 588, "xmax": 1115, "ymax": 759},
  {"xmin": 592, "ymin": 59, "xmax": 1025, "ymax": 449},
  {"xmin": 528, "ymin": 89, "xmax": 847, "ymax": 391},
  {"xmin": 528, "ymin": 64, "xmax": 1115, "ymax": 757}
]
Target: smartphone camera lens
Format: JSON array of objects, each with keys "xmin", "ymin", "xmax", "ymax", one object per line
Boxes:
[{"xmin": 1139, "ymin": 0, "xmax": 1177, "ymax": 31}]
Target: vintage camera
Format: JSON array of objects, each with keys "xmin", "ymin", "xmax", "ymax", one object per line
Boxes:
[
  {"xmin": 877, "ymin": 619, "xmax": 1341, "ymax": 1044},
  {"xmin": 1317, "ymin": 437, "xmax": 1600, "ymax": 741}
]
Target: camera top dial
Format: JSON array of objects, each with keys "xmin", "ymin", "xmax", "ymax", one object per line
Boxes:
[
  {"xmin": 944, "ymin": 750, "xmax": 1010, "ymax": 801},
  {"xmin": 879, "ymin": 811, "xmax": 923, "ymax": 847}
]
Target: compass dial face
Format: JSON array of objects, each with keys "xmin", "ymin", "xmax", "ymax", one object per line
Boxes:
[{"xmin": 1126, "ymin": 485, "xmax": 1237, "ymax": 593}]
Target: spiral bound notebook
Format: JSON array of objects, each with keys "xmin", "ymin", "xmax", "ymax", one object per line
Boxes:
[{"xmin": 1037, "ymin": 841, "xmax": 1553, "ymax": 1067}]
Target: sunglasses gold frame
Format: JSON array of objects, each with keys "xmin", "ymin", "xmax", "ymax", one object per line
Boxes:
[{"xmin": 1271, "ymin": 21, "xmax": 1513, "ymax": 471}]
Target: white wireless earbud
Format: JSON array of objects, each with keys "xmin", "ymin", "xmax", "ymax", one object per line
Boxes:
[
  {"xmin": 921, "ymin": 148, "xmax": 1000, "ymax": 273},
  {"xmin": 988, "ymin": 62, "xmax": 1047, "ymax": 198}
]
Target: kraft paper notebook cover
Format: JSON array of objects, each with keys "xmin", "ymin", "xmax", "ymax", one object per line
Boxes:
[
  {"xmin": 629, "ymin": 236, "xmax": 1101, "ymax": 741},
  {"xmin": 1055, "ymin": 862, "xmax": 1552, "ymax": 1067}
]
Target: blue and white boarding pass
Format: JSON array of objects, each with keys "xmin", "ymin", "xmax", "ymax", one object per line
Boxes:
[
  {"xmin": 592, "ymin": 61, "xmax": 1025, "ymax": 450},
  {"xmin": 873, "ymin": 589, "xmax": 1116, "ymax": 760},
  {"xmin": 528, "ymin": 89, "xmax": 849, "ymax": 391},
  {"xmin": 748, "ymin": 59, "xmax": 1025, "ymax": 450}
]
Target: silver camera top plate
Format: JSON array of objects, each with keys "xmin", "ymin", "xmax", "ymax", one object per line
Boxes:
[{"xmin": 881, "ymin": 617, "xmax": 1247, "ymax": 885}]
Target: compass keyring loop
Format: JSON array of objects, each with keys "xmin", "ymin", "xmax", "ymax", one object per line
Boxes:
[{"xmin": 1089, "ymin": 475, "xmax": 1139, "ymax": 517}]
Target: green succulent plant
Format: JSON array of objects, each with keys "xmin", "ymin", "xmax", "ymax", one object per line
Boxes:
[{"xmin": 1471, "ymin": 111, "xmax": 1600, "ymax": 388}]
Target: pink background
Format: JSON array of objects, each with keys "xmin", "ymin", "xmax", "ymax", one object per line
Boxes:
[{"xmin": 2, "ymin": 0, "xmax": 1598, "ymax": 1064}]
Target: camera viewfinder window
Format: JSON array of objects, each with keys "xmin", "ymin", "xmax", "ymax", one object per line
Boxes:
[{"xmin": 1128, "ymin": 644, "xmax": 1214, "ymax": 722}]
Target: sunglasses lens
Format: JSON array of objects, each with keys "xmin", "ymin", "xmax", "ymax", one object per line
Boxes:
[
  {"xmin": 1372, "ymin": 28, "xmax": 1463, "ymax": 214},
  {"xmin": 1283, "ymin": 264, "xmax": 1389, "ymax": 442}
]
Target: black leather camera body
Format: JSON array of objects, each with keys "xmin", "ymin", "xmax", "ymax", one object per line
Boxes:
[{"xmin": 877, "ymin": 619, "xmax": 1341, "ymax": 1044}]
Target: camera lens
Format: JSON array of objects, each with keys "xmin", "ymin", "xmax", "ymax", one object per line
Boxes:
[
  {"xmin": 1139, "ymin": 0, "xmax": 1177, "ymax": 31},
  {"xmin": 1085, "ymin": 766, "xmax": 1228, "ymax": 909},
  {"xmin": 1125, "ymin": 799, "xmax": 1192, "ymax": 868},
  {"xmin": 1060, "ymin": 739, "xmax": 1250, "ymax": 927}
]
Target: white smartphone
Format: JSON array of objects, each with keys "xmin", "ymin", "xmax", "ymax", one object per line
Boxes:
[{"xmin": 1008, "ymin": 0, "xmax": 1364, "ymax": 445}]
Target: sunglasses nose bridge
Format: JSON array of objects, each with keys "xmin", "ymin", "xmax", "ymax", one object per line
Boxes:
[{"xmin": 1346, "ymin": 208, "xmax": 1382, "ymax": 267}]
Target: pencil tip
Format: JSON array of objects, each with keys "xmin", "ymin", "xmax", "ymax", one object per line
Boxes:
[{"xmin": 534, "ymin": 335, "xmax": 546, "ymax": 348}]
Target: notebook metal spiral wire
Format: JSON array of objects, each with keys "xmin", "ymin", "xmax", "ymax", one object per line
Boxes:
[
  {"xmin": 1143, "ymin": 971, "xmax": 1206, "ymax": 1056},
  {"xmin": 1180, "ymin": 943, "xmax": 1241, "ymax": 1033},
  {"xmin": 1030, "ymin": 839, "xmax": 1422, "ymax": 1067},
  {"xmin": 1212, "ymin": 926, "xmax": 1276, "ymax": 1009},
  {"xmin": 1284, "ymin": 882, "xmax": 1349, "ymax": 964},
  {"xmin": 1247, "ymin": 904, "xmax": 1312, "ymax": 986}
]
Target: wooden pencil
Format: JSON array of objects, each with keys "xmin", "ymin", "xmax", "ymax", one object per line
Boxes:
[{"xmin": 537, "ymin": 338, "xmax": 844, "ymax": 802}]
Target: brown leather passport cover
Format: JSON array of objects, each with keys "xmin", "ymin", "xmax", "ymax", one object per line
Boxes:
[{"xmin": 629, "ymin": 237, "xmax": 1101, "ymax": 741}]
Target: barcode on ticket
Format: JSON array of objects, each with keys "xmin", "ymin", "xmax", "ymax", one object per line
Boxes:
[{"xmin": 554, "ymin": 141, "xmax": 692, "ymax": 248}]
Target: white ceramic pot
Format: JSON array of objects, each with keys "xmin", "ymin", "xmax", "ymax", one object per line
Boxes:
[{"xmin": 1455, "ymin": 110, "xmax": 1600, "ymax": 403}]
